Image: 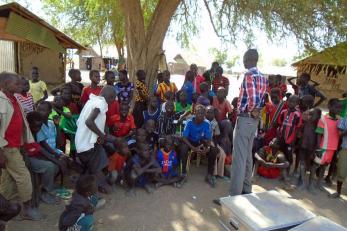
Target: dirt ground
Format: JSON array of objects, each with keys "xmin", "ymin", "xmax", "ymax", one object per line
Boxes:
[{"xmin": 6, "ymin": 164, "xmax": 347, "ymax": 231}]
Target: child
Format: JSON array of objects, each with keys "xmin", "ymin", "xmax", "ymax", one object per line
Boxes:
[
  {"xmin": 175, "ymin": 90, "xmax": 192, "ymax": 115},
  {"xmin": 230, "ymin": 97, "xmax": 238, "ymax": 127},
  {"xmin": 110, "ymin": 103, "xmax": 136, "ymax": 140},
  {"xmin": 0, "ymin": 72, "xmax": 44, "ymax": 220},
  {"xmin": 124, "ymin": 143, "xmax": 161, "ymax": 195},
  {"xmin": 61, "ymin": 86, "xmax": 80, "ymax": 115},
  {"xmin": 212, "ymin": 87, "xmax": 233, "ymax": 122},
  {"xmin": 212, "ymin": 66, "xmax": 229, "ymax": 94},
  {"xmin": 329, "ymin": 116, "xmax": 347, "ymax": 198},
  {"xmin": 308, "ymin": 98, "xmax": 342, "ymax": 193},
  {"xmin": 80, "ymin": 70, "xmax": 102, "ymax": 105},
  {"xmin": 15, "ymin": 77, "xmax": 34, "ymax": 114},
  {"xmin": 50, "ymin": 95, "xmax": 73, "ymax": 125},
  {"xmin": 196, "ymin": 82, "xmax": 212, "ymax": 106},
  {"xmin": 29, "ymin": 66, "xmax": 48, "ymax": 104},
  {"xmin": 297, "ymin": 108, "xmax": 321, "ymax": 190},
  {"xmin": 156, "ymin": 70, "xmax": 177, "ymax": 102},
  {"xmin": 144, "ymin": 119, "xmax": 159, "ymax": 154},
  {"xmin": 115, "ymin": 70, "xmax": 134, "ymax": 104},
  {"xmin": 153, "ymin": 72, "xmax": 163, "ymax": 94},
  {"xmin": 190, "ymin": 63, "xmax": 205, "ymax": 94},
  {"xmin": 253, "ymin": 138, "xmax": 290, "ymax": 184},
  {"xmin": 133, "ymin": 70, "xmax": 149, "ymax": 128},
  {"xmin": 277, "ymin": 95, "xmax": 302, "ymax": 171},
  {"xmin": 107, "ymin": 139, "xmax": 131, "ymax": 187},
  {"xmin": 104, "ymin": 71, "xmax": 120, "ymax": 130},
  {"xmin": 157, "ymin": 101, "xmax": 177, "ymax": 136},
  {"xmin": 181, "ymin": 70, "xmax": 194, "ymax": 104},
  {"xmin": 206, "ymin": 106, "xmax": 226, "ymax": 178},
  {"xmin": 143, "ymin": 96, "xmax": 160, "ymax": 123},
  {"xmin": 59, "ymin": 175, "xmax": 98, "ymax": 231},
  {"xmin": 156, "ymin": 135, "xmax": 183, "ymax": 187}
]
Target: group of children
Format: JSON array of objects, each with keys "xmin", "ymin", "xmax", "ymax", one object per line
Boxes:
[{"xmin": 0, "ymin": 63, "xmax": 346, "ymax": 231}]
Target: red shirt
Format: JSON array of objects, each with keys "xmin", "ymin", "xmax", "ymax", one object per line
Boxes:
[
  {"xmin": 5, "ymin": 94, "xmax": 23, "ymax": 148},
  {"xmin": 193, "ymin": 75, "xmax": 205, "ymax": 94},
  {"xmin": 212, "ymin": 97, "xmax": 233, "ymax": 122},
  {"xmin": 212, "ymin": 76, "xmax": 229, "ymax": 93},
  {"xmin": 24, "ymin": 142, "xmax": 41, "ymax": 157},
  {"xmin": 67, "ymin": 102, "xmax": 80, "ymax": 115},
  {"xmin": 80, "ymin": 86, "xmax": 102, "ymax": 105},
  {"xmin": 110, "ymin": 114, "xmax": 136, "ymax": 137},
  {"xmin": 106, "ymin": 101, "xmax": 120, "ymax": 127},
  {"xmin": 108, "ymin": 152, "xmax": 127, "ymax": 172}
]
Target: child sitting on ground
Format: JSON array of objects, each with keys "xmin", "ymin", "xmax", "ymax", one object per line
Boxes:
[
  {"xmin": 253, "ymin": 138, "xmax": 290, "ymax": 185},
  {"xmin": 143, "ymin": 119, "xmax": 159, "ymax": 154},
  {"xmin": 15, "ymin": 77, "xmax": 34, "ymax": 114},
  {"xmin": 29, "ymin": 66, "xmax": 48, "ymax": 104},
  {"xmin": 80, "ymin": 70, "xmax": 102, "ymax": 106},
  {"xmin": 277, "ymin": 95, "xmax": 302, "ymax": 173},
  {"xmin": 308, "ymin": 98, "xmax": 342, "ymax": 194},
  {"xmin": 110, "ymin": 103, "xmax": 136, "ymax": 140},
  {"xmin": 59, "ymin": 175, "xmax": 98, "ymax": 231},
  {"xmin": 124, "ymin": 143, "xmax": 161, "ymax": 195},
  {"xmin": 143, "ymin": 96, "xmax": 161, "ymax": 123},
  {"xmin": 156, "ymin": 135, "xmax": 183, "ymax": 188},
  {"xmin": 107, "ymin": 139, "xmax": 131, "ymax": 188}
]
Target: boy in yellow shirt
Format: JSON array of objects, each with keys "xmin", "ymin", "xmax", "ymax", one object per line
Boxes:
[{"xmin": 29, "ymin": 66, "xmax": 48, "ymax": 104}]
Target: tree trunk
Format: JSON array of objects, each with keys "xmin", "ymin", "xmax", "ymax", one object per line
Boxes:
[{"xmin": 119, "ymin": 0, "xmax": 181, "ymax": 93}]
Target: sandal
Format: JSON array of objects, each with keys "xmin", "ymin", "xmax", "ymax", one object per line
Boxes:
[{"xmin": 55, "ymin": 187, "xmax": 72, "ymax": 200}]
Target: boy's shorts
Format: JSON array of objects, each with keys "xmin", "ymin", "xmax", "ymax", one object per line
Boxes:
[
  {"xmin": 337, "ymin": 149, "xmax": 347, "ymax": 182},
  {"xmin": 314, "ymin": 149, "xmax": 336, "ymax": 165}
]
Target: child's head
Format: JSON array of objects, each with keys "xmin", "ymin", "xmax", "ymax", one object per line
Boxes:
[
  {"xmin": 215, "ymin": 66, "xmax": 223, "ymax": 77},
  {"xmin": 120, "ymin": 103, "xmax": 130, "ymax": 118},
  {"xmin": 136, "ymin": 128, "xmax": 147, "ymax": 144},
  {"xmin": 68, "ymin": 69, "xmax": 82, "ymax": 82},
  {"xmin": 300, "ymin": 95, "xmax": 314, "ymax": 111},
  {"xmin": 269, "ymin": 138, "xmax": 280, "ymax": 153},
  {"xmin": 164, "ymin": 101, "xmax": 175, "ymax": 115},
  {"xmin": 231, "ymin": 97, "xmax": 238, "ymax": 108},
  {"xmin": 195, "ymin": 104, "xmax": 206, "ymax": 123},
  {"xmin": 61, "ymin": 86, "xmax": 72, "ymax": 103},
  {"xmin": 157, "ymin": 72, "xmax": 163, "ymax": 84},
  {"xmin": 104, "ymin": 71, "xmax": 116, "ymax": 85},
  {"xmin": 199, "ymin": 82, "xmax": 209, "ymax": 93},
  {"xmin": 206, "ymin": 105, "xmax": 215, "ymax": 121},
  {"xmin": 37, "ymin": 101, "xmax": 52, "ymax": 121},
  {"xmin": 53, "ymin": 94, "xmax": 65, "ymax": 108},
  {"xmin": 75, "ymin": 175, "xmax": 97, "ymax": 197},
  {"xmin": 138, "ymin": 142, "xmax": 150, "ymax": 159},
  {"xmin": 178, "ymin": 90, "xmax": 187, "ymax": 103},
  {"xmin": 328, "ymin": 98, "xmax": 342, "ymax": 116},
  {"xmin": 136, "ymin": 70, "xmax": 146, "ymax": 82},
  {"xmin": 270, "ymin": 88, "xmax": 281, "ymax": 105},
  {"xmin": 117, "ymin": 139, "xmax": 130, "ymax": 156},
  {"xmin": 26, "ymin": 111, "xmax": 43, "ymax": 134},
  {"xmin": 211, "ymin": 61, "xmax": 219, "ymax": 72},
  {"xmin": 185, "ymin": 70, "xmax": 194, "ymax": 82},
  {"xmin": 190, "ymin": 64, "xmax": 198, "ymax": 75},
  {"xmin": 148, "ymin": 96, "xmax": 158, "ymax": 109},
  {"xmin": 164, "ymin": 91, "xmax": 175, "ymax": 101},
  {"xmin": 21, "ymin": 77, "xmax": 30, "ymax": 93},
  {"xmin": 0, "ymin": 72, "xmax": 22, "ymax": 94},
  {"xmin": 89, "ymin": 70, "xmax": 100, "ymax": 85},
  {"xmin": 100, "ymin": 85, "xmax": 116, "ymax": 104},
  {"xmin": 144, "ymin": 119, "xmax": 156, "ymax": 134},
  {"xmin": 119, "ymin": 70, "xmax": 128, "ymax": 82},
  {"xmin": 287, "ymin": 95, "xmax": 300, "ymax": 110},
  {"xmin": 31, "ymin": 67, "xmax": 39, "ymax": 81},
  {"xmin": 217, "ymin": 87, "xmax": 226, "ymax": 100},
  {"xmin": 299, "ymin": 73, "xmax": 310, "ymax": 85},
  {"xmin": 162, "ymin": 70, "xmax": 170, "ymax": 82},
  {"xmin": 163, "ymin": 135, "xmax": 173, "ymax": 152}
]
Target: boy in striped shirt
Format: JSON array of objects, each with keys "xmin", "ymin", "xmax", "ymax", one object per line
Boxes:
[{"xmin": 15, "ymin": 78, "xmax": 34, "ymax": 114}]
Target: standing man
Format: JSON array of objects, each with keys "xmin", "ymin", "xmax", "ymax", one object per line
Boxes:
[{"xmin": 230, "ymin": 49, "xmax": 267, "ymax": 196}]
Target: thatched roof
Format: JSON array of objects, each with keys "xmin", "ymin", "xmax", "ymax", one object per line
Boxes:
[{"xmin": 292, "ymin": 41, "xmax": 347, "ymax": 76}]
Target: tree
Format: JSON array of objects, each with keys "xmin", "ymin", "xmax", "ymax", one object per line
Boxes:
[
  {"xmin": 226, "ymin": 55, "xmax": 240, "ymax": 69},
  {"xmin": 43, "ymin": 0, "xmax": 346, "ymax": 89},
  {"xmin": 209, "ymin": 48, "xmax": 228, "ymax": 65},
  {"xmin": 271, "ymin": 58, "xmax": 287, "ymax": 67}
]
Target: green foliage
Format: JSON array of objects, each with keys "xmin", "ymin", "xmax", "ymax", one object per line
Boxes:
[
  {"xmin": 209, "ymin": 48, "xmax": 227, "ymax": 64},
  {"xmin": 226, "ymin": 55, "xmax": 240, "ymax": 68},
  {"xmin": 271, "ymin": 58, "xmax": 287, "ymax": 67}
]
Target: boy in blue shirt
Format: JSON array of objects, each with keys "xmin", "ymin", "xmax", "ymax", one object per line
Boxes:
[{"xmin": 179, "ymin": 105, "xmax": 217, "ymax": 186}]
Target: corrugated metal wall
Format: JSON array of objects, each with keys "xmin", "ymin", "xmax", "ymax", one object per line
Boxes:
[{"xmin": 0, "ymin": 40, "xmax": 16, "ymax": 73}]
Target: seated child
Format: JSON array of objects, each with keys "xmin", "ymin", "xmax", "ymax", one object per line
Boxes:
[
  {"xmin": 157, "ymin": 101, "xmax": 177, "ymax": 136},
  {"xmin": 128, "ymin": 128, "xmax": 148, "ymax": 153},
  {"xmin": 110, "ymin": 103, "xmax": 136, "ymax": 140},
  {"xmin": 59, "ymin": 175, "xmax": 98, "ymax": 231},
  {"xmin": 124, "ymin": 143, "xmax": 161, "ymax": 195},
  {"xmin": 143, "ymin": 96, "xmax": 160, "ymax": 123},
  {"xmin": 196, "ymin": 82, "xmax": 212, "ymax": 106},
  {"xmin": 308, "ymin": 98, "xmax": 342, "ymax": 194},
  {"xmin": 144, "ymin": 120, "xmax": 159, "ymax": 154},
  {"xmin": 253, "ymin": 138, "xmax": 290, "ymax": 184},
  {"xmin": 277, "ymin": 95, "xmax": 302, "ymax": 172},
  {"xmin": 156, "ymin": 135, "xmax": 184, "ymax": 188},
  {"xmin": 175, "ymin": 90, "xmax": 192, "ymax": 115},
  {"xmin": 107, "ymin": 139, "xmax": 131, "ymax": 187},
  {"xmin": 14, "ymin": 77, "xmax": 34, "ymax": 114},
  {"xmin": 25, "ymin": 112, "xmax": 60, "ymax": 204}
]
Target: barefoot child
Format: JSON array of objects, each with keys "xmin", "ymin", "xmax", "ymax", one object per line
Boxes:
[{"xmin": 59, "ymin": 175, "xmax": 98, "ymax": 231}]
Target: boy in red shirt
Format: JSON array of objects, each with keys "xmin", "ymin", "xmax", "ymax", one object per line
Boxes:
[
  {"xmin": 80, "ymin": 70, "xmax": 102, "ymax": 105},
  {"xmin": 212, "ymin": 87, "xmax": 233, "ymax": 122},
  {"xmin": 277, "ymin": 95, "xmax": 302, "ymax": 172},
  {"xmin": 110, "ymin": 103, "xmax": 136, "ymax": 140}
]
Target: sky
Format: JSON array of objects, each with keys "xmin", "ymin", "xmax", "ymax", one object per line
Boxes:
[{"xmin": 3, "ymin": 0, "xmax": 302, "ymax": 71}]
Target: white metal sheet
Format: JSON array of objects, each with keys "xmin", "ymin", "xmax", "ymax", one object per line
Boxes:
[{"xmin": 289, "ymin": 216, "xmax": 347, "ymax": 231}]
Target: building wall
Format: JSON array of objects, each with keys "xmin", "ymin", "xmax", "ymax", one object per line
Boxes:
[
  {"xmin": 0, "ymin": 40, "xmax": 17, "ymax": 73},
  {"xmin": 79, "ymin": 56, "xmax": 104, "ymax": 71},
  {"xmin": 18, "ymin": 42, "xmax": 64, "ymax": 86}
]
